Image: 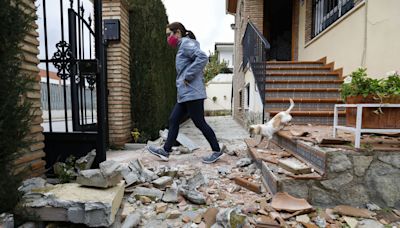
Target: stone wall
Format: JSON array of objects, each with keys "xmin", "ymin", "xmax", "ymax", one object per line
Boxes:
[
  {"xmin": 103, "ymin": 0, "xmax": 132, "ymax": 147},
  {"xmin": 283, "ymin": 150, "xmax": 400, "ymax": 208},
  {"xmin": 14, "ymin": 0, "xmax": 46, "ymax": 177}
]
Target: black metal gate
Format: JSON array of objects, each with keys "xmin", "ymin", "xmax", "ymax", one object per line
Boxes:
[{"xmin": 38, "ymin": 0, "xmax": 108, "ymax": 170}]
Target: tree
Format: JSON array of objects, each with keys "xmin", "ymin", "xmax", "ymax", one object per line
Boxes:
[
  {"xmin": 0, "ymin": 0, "xmax": 34, "ymax": 212},
  {"xmin": 128, "ymin": 0, "xmax": 177, "ymax": 141},
  {"xmin": 204, "ymin": 51, "xmax": 229, "ymax": 83}
]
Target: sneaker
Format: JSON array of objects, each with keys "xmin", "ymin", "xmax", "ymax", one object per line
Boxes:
[
  {"xmin": 202, "ymin": 151, "xmax": 224, "ymax": 164},
  {"xmin": 146, "ymin": 145, "xmax": 169, "ymax": 161}
]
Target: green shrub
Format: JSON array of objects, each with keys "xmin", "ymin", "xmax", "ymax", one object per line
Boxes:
[
  {"xmin": 341, "ymin": 68, "xmax": 400, "ymax": 101},
  {"xmin": 204, "ymin": 51, "xmax": 229, "ymax": 83},
  {"xmin": 128, "ymin": 0, "xmax": 177, "ymax": 141},
  {"xmin": 0, "ymin": 0, "xmax": 35, "ymax": 213}
]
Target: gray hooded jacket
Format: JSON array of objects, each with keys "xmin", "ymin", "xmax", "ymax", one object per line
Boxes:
[{"xmin": 175, "ymin": 37, "xmax": 207, "ymax": 103}]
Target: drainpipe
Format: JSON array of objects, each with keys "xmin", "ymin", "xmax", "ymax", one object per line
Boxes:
[{"xmin": 361, "ymin": 0, "xmax": 368, "ymax": 67}]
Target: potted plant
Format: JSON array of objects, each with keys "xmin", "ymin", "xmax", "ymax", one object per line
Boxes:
[{"xmin": 341, "ymin": 68, "xmax": 400, "ymax": 129}]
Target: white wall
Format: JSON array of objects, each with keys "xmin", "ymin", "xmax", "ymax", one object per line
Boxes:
[
  {"xmin": 244, "ymin": 68, "xmax": 263, "ymax": 113},
  {"xmin": 243, "ymin": 68, "xmax": 264, "ymax": 125},
  {"xmin": 204, "ymin": 74, "xmax": 233, "ymax": 111},
  {"xmin": 219, "ymin": 49, "xmax": 234, "ymax": 68}
]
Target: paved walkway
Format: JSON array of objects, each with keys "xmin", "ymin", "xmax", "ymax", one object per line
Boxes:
[{"xmin": 107, "ymin": 116, "xmax": 249, "ymax": 164}]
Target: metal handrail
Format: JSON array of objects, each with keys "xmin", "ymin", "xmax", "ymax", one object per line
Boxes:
[
  {"xmin": 242, "ymin": 21, "xmax": 270, "ymax": 67},
  {"xmin": 242, "ymin": 21, "xmax": 270, "ymax": 123}
]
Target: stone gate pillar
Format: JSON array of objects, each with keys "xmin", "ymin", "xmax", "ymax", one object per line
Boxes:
[{"xmin": 102, "ymin": 0, "xmax": 132, "ymax": 147}]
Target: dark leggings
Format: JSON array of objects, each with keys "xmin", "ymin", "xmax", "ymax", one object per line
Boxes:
[{"xmin": 163, "ymin": 99, "xmax": 220, "ymax": 152}]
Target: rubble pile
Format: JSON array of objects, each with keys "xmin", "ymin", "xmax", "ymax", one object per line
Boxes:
[{"xmin": 12, "ymin": 126, "xmax": 400, "ymax": 227}]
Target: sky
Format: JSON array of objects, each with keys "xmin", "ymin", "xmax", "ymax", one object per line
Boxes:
[
  {"xmin": 161, "ymin": 0, "xmax": 234, "ymax": 54},
  {"xmin": 35, "ymin": 0, "xmax": 234, "ymax": 69}
]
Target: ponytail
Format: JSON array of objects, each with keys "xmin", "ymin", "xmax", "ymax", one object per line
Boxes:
[
  {"xmin": 185, "ymin": 30, "xmax": 196, "ymax": 40},
  {"xmin": 167, "ymin": 22, "xmax": 196, "ymax": 40}
]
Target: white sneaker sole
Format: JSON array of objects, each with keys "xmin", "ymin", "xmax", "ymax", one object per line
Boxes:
[{"xmin": 147, "ymin": 147, "xmax": 169, "ymax": 161}]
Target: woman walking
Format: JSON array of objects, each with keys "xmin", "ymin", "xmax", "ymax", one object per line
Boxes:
[{"xmin": 146, "ymin": 22, "xmax": 223, "ymax": 164}]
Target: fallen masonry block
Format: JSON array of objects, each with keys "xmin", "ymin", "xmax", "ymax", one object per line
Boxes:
[
  {"xmin": 18, "ymin": 177, "xmax": 48, "ymax": 194},
  {"xmin": 278, "ymin": 157, "xmax": 312, "ymax": 175},
  {"xmin": 132, "ymin": 187, "xmax": 164, "ymax": 201},
  {"xmin": 187, "ymin": 171, "xmax": 207, "ymax": 190},
  {"xmin": 23, "ymin": 182, "xmax": 124, "ymax": 227},
  {"xmin": 119, "ymin": 164, "xmax": 139, "ymax": 186},
  {"xmin": 99, "ymin": 160, "xmax": 121, "ymax": 178},
  {"xmin": 77, "ymin": 169, "xmax": 122, "ymax": 188},
  {"xmin": 0, "ymin": 213, "xmax": 14, "ymax": 228},
  {"xmin": 233, "ymin": 177, "xmax": 261, "ymax": 193},
  {"xmin": 179, "ymin": 187, "xmax": 206, "ymax": 205},
  {"xmin": 152, "ymin": 176, "xmax": 173, "ymax": 189},
  {"xmin": 162, "ymin": 187, "xmax": 179, "ymax": 203},
  {"xmin": 75, "ymin": 150, "xmax": 96, "ymax": 171},
  {"xmin": 121, "ymin": 212, "xmax": 142, "ymax": 228}
]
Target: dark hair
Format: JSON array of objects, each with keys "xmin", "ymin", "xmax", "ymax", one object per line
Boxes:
[{"xmin": 167, "ymin": 22, "xmax": 196, "ymax": 40}]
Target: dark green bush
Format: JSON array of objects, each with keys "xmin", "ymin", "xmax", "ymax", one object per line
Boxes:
[
  {"xmin": 128, "ymin": 0, "xmax": 177, "ymax": 141},
  {"xmin": 341, "ymin": 68, "xmax": 400, "ymax": 101},
  {"xmin": 0, "ymin": 0, "xmax": 35, "ymax": 213}
]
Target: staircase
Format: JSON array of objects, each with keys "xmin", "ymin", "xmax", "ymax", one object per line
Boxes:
[{"xmin": 254, "ymin": 58, "xmax": 345, "ymax": 125}]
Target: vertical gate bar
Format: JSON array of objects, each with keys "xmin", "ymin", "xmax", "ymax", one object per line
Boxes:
[
  {"xmin": 77, "ymin": 0, "xmax": 84, "ymax": 125},
  {"xmin": 89, "ymin": 31, "xmax": 94, "ymax": 122},
  {"xmin": 69, "ymin": 8, "xmax": 80, "ymax": 131},
  {"xmin": 59, "ymin": 0, "xmax": 69, "ymax": 132},
  {"xmin": 42, "ymin": 0, "xmax": 53, "ymax": 132},
  {"xmin": 94, "ymin": 0, "xmax": 107, "ymax": 165},
  {"xmin": 81, "ymin": 6, "xmax": 88, "ymax": 124}
]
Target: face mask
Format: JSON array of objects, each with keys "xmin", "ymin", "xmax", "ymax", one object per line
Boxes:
[{"xmin": 167, "ymin": 35, "xmax": 179, "ymax": 48}]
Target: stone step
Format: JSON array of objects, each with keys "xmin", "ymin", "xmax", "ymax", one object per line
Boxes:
[
  {"xmin": 245, "ymin": 138, "xmax": 323, "ymax": 198},
  {"xmin": 265, "ymin": 68, "xmax": 332, "ymax": 74},
  {"xmin": 265, "ymin": 61, "xmax": 325, "ymax": 68},
  {"xmin": 266, "ymin": 103, "xmax": 336, "ymax": 112},
  {"xmin": 265, "ymin": 73, "xmax": 340, "ymax": 81},
  {"xmin": 265, "ymin": 88, "xmax": 340, "ymax": 99},
  {"xmin": 266, "ymin": 110, "xmax": 345, "ymax": 125},
  {"xmin": 265, "ymin": 80, "xmax": 342, "ymax": 89},
  {"xmin": 268, "ymin": 110, "xmax": 345, "ymax": 117}
]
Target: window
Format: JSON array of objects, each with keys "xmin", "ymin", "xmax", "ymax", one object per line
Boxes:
[
  {"xmin": 312, "ymin": 0, "xmax": 354, "ymax": 37},
  {"xmin": 245, "ymin": 83, "xmax": 250, "ymax": 109},
  {"xmin": 239, "ymin": 90, "xmax": 243, "ymax": 109}
]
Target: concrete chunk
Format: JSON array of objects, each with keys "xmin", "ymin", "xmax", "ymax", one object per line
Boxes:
[
  {"xmin": 99, "ymin": 160, "xmax": 121, "ymax": 178},
  {"xmin": 132, "ymin": 187, "xmax": 164, "ymax": 201},
  {"xmin": 152, "ymin": 176, "xmax": 173, "ymax": 189},
  {"xmin": 122, "ymin": 212, "xmax": 142, "ymax": 228},
  {"xmin": 0, "ymin": 213, "xmax": 14, "ymax": 228},
  {"xmin": 120, "ymin": 164, "xmax": 139, "ymax": 186},
  {"xmin": 75, "ymin": 150, "xmax": 96, "ymax": 171},
  {"xmin": 162, "ymin": 187, "xmax": 179, "ymax": 203},
  {"xmin": 23, "ymin": 182, "xmax": 124, "ymax": 227},
  {"xmin": 18, "ymin": 177, "xmax": 47, "ymax": 194},
  {"xmin": 77, "ymin": 169, "xmax": 122, "ymax": 188}
]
